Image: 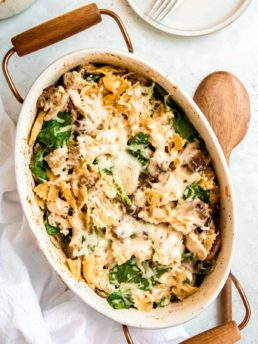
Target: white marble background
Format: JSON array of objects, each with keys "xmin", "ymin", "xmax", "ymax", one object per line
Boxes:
[{"xmin": 0, "ymin": 0, "xmax": 257, "ymax": 342}]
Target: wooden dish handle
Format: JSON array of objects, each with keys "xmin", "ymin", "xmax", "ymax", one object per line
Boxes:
[
  {"xmin": 2, "ymin": 3, "xmax": 133, "ymax": 103},
  {"xmin": 11, "ymin": 3, "xmax": 101, "ymax": 56},
  {"xmin": 180, "ymin": 321, "xmax": 241, "ymax": 344}
]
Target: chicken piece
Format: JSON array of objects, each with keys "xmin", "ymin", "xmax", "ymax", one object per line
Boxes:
[
  {"xmin": 68, "ymin": 212, "xmax": 86, "ymax": 255},
  {"xmin": 113, "ymin": 215, "xmax": 138, "ymax": 239},
  {"xmin": 63, "ymin": 71, "xmax": 87, "ymax": 90},
  {"xmin": 185, "ymin": 232, "xmax": 207, "ymax": 261},
  {"xmin": 68, "ymin": 89, "xmax": 108, "ymax": 125},
  {"xmin": 148, "ymin": 224, "xmax": 184, "ymax": 266},
  {"xmin": 68, "ymin": 211, "xmax": 85, "ymax": 232},
  {"xmin": 37, "ymin": 86, "xmax": 69, "ymax": 121},
  {"xmin": 47, "ymin": 198, "xmax": 69, "ymax": 217},
  {"xmin": 133, "ymin": 189, "xmax": 146, "ymax": 208},
  {"xmin": 44, "ymin": 147, "xmax": 67, "ymax": 176}
]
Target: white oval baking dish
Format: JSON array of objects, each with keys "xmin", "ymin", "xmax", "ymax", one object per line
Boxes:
[{"xmin": 3, "ymin": 4, "xmax": 235, "ymax": 329}]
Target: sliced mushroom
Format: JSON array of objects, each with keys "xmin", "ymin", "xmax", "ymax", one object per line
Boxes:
[
  {"xmin": 205, "ymin": 235, "xmax": 222, "ymax": 262},
  {"xmin": 195, "ymin": 200, "xmax": 212, "ymax": 225},
  {"xmin": 148, "ymin": 158, "xmax": 161, "ymax": 178},
  {"xmin": 188, "ymin": 150, "xmax": 208, "ymax": 172},
  {"xmin": 181, "ymin": 143, "xmax": 208, "ymax": 172},
  {"xmin": 45, "ymin": 147, "xmax": 68, "ymax": 176}
]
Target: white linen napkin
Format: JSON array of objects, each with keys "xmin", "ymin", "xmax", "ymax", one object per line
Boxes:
[{"xmin": 0, "ymin": 98, "xmax": 188, "ymax": 344}]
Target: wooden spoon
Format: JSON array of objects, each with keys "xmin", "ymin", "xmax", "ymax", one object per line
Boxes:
[
  {"xmin": 181, "ymin": 72, "xmax": 250, "ymax": 344},
  {"xmin": 194, "ymin": 71, "xmax": 250, "ymax": 163}
]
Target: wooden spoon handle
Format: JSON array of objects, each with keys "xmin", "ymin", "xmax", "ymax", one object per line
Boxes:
[
  {"xmin": 221, "ymin": 277, "xmax": 233, "ymax": 323},
  {"xmin": 180, "ymin": 321, "xmax": 241, "ymax": 344},
  {"xmin": 11, "ymin": 3, "xmax": 101, "ymax": 56}
]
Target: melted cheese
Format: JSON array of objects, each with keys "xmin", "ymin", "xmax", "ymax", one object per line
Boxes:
[
  {"xmin": 147, "ymin": 223, "xmax": 184, "ymax": 266},
  {"xmin": 31, "ymin": 64, "xmax": 220, "ymax": 311},
  {"xmin": 112, "ymin": 237, "xmax": 153, "ymax": 265},
  {"xmin": 113, "ymin": 151, "xmax": 142, "ymax": 195}
]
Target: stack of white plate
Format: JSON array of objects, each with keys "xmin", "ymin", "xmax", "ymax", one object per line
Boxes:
[
  {"xmin": 127, "ymin": 0, "xmax": 252, "ymax": 36},
  {"xmin": 0, "ymin": 0, "xmax": 36, "ymax": 19}
]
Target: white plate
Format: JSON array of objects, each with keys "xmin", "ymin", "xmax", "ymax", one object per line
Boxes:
[{"xmin": 127, "ymin": 0, "xmax": 252, "ymax": 36}]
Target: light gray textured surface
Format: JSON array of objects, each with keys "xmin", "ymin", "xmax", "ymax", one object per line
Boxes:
[{"xmin": 0, "ymin": 0, "xmax": 257, "ymax": 342}]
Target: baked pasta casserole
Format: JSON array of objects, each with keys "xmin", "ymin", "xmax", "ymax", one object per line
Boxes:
[{"xmin": 29, "ymin": 64, "xmax": 221, "ymax": 311}]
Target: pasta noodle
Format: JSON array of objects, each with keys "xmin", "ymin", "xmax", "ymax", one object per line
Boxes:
[{"xmin": 29, "ymin": 111, "xmax": 45, "ymax": 146}]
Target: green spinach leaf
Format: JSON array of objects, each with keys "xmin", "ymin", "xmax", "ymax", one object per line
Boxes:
[
  {"xmin": 37, "ymin": 112, "xmax": 71, "ymax": 148},
  {"xmin": 127, "ymin": 132, "xmax": 150, "ymax": 169},
  {"xmin": 99, "ymin": 167, "xmax": 131, "ymax": 205},
  {"xmin": 198, "ymin": 262, "xmax": 212, "ymax": 275},
  {"xmin": 165, "ymin": 96, "xmax": 199, "ymax": 142},
  {"xmin": 84, "ymin": 73, "xmax": 103, "ymax": 82},
  {"xmin": 115, "ymin": 183, "xmax": 132, "ymax": 206},
  {"xmin": 126, "ymin": 149, "xmax": 149, "ymax": 169},
  {"xmin": 172, "ymin": 110, "xmax": 198, "ymax": 142},
  {"xmin": 29, "ymin": 148, "xmax": 48, "ymax": 183},
  {"xmin": 195, "ymin": 262, "xmax": 213, "ymax": 286},
  {"xmin": 92, "ymin": 226, "xmax": 106, "ymax": 238},
  {"xmin": 102, "ymin": 167, "xmax": 113, "ymax": 175},
  {"xmin": 128, "ymin": 132, "xmax": 149, "ymax": 147},
  {"xmin": 156, "ymin": 296, "xmax": 166, "ymax": 308},
  {"xmin": 183, "ymin": 182, "xmax": 210, "ymax": 203},
  {"xmin": 109, "ymin": 257, "xmax": 151, "ymax": 291},
  {"xmin": 109, "ymin": 257, "xmax": 142, "ymax": 284},
  {"xmin": 183, "ymin": 277, "xmax": 192, "ymax": 284},
  {"xmin": 153, "ymin": 83, "xmax": 198, "ymax": 142},
  {"xmin": 107, "ymin": 291, "xmax": 133, "ymax": 309},
  {"xmin": 152, "ymin": 265, "xmax": 169, "ymax": 278},
  {"xmin": 153, "ymin": 83, "xmax": 168, "ymax": 100},
  {"xmin": 181, "ymin": 252, "xmax": 197, "ymax": 262},
  {"xmin": 45, "ymin": 223, "xmax": 60, "ymax": 236},
  {"xmin": 151, "ymin": 265, "xmax": 169, "ymax": 285},
  {"xmin": 44, "ymin": 211, "xmax": 60, "ymax": 235},
  {"xmin": 137, "ymin": 277, "xmax": 151, "ymax": 291}
]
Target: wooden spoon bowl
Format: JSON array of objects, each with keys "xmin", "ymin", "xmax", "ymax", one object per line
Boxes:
[
  {"xmin": 181, "ymin": 72, "xmax": 251, "ymax": 344},
  {"xmin": 194, "ymin": 71, "xmax": 250, "ymax": 162}
]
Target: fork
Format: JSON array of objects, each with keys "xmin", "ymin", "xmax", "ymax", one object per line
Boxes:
[{"xmin": 148, "ymin": 0, "xmax": 185, "ymax": 21}]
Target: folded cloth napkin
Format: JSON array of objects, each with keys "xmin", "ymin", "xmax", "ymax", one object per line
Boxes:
[{"xmin": 0, "ymin": 98, "xmax": 188, "ymax": 344}]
